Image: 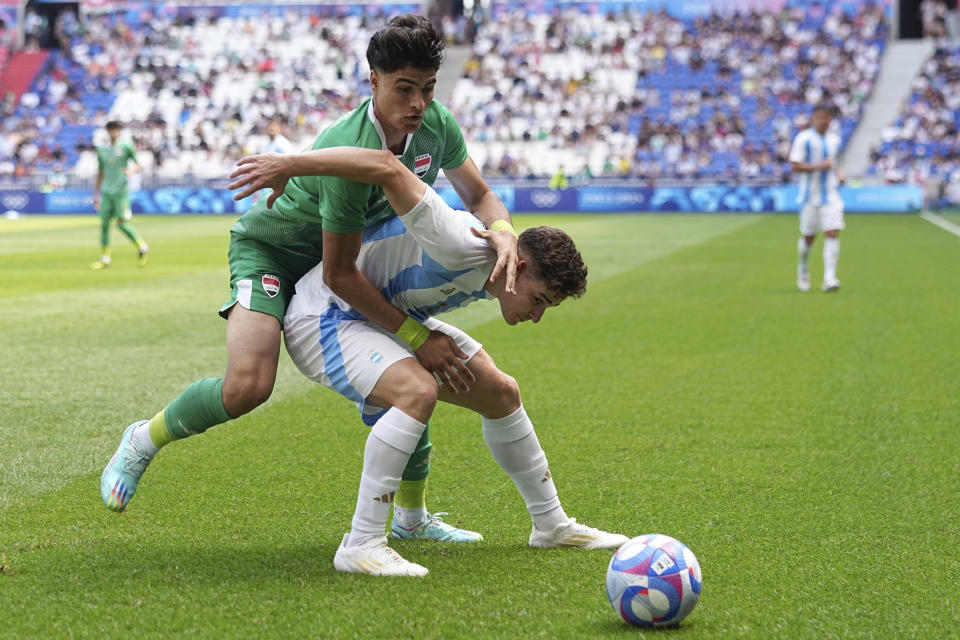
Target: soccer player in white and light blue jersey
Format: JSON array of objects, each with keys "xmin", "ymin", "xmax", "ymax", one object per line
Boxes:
[
  {"xmin": 232, "ymin": 146, "xmax": 629, "ymax": 576},
  {"xmin": 789, "ymin": 104, "xmax": 846, "ymax": 292}
]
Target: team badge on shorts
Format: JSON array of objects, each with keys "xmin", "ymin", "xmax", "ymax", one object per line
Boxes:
[
  {"xmin": 261, "ymin": 274, "xmax": 280, "ymax": 298},
  {"xmin": 414, "ymin": 153, "xmax": 432, "ymax": 178}
]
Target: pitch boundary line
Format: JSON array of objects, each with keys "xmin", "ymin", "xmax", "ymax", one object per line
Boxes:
[{"xmin": 920, "ymin": 210, "xmax": 960, "ymax": 238}]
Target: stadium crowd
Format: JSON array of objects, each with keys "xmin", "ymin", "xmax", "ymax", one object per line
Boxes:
[
  {"xmin": 867, "ymin": 43, "xmax": 960, "ymax": 203},
  {"xmin": 450, "ymin": 2, "xmax": 888, "ymax": 180},
  {"xmin": 1, "ymin": 6, "xmax": 387, "ymax": 180},
  {"xmin": 0, "ymin": 1, "xmax": 891, "ymax": 183}
]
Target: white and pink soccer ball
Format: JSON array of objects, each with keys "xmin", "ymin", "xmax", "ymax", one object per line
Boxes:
[{"xmin": 606, "ymin": 534, "xmax": 702, "ymax": 627}]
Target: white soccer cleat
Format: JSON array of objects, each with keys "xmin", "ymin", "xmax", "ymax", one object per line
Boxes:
[
  {"xmin": 333, "ymin": 534, "xmax": 429, "ymax": 577},
  {"xmin": 529, "ymin": 518, "xmax": 629, "ymax": 550},
  {"xmin": 822, "ymin": 277, "xmax": 841, "ymax": 292},
  {"xmin": 797, "ymin": 271, "xmax": 811, "ymax": 292}
]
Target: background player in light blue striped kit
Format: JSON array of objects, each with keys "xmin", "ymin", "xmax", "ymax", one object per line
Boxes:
[{"xmin": 789, "ymin": 104, "xmax": 846, "ymax": 292}]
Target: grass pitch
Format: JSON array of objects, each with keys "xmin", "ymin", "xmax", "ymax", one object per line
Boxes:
[{"xmin": 1, "ymin": 212, "xmax": 958, "ymax": 639}]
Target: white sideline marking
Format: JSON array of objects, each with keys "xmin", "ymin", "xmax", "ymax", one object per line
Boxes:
[{"xmin": 921, "ymin": 211, "xmax": 960, "ymax": 238}]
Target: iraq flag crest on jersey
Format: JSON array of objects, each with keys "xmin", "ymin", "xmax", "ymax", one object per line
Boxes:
[
  {"xmin": 261, "ymin": 274, "xmax": 280, "ymax": 298},
  {"xmin": 414, "ymin": 153, "xmax": 432, "ymax": 178}
]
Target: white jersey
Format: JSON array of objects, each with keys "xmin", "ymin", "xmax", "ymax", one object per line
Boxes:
[
  {"xmin": 285, "ymin": 186, "xmax": 496, "ymax": 327},
  {"xmin": 789, "ymin": 128, "xmax": 842, "ymax": 206}
]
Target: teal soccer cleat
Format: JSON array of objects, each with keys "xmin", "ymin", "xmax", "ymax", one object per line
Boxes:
[
  {"xmin": 391, "ymin": 512, "xmax": 484, "ymax": 543},
  {"xmin": 100, "ymin": 420, "xmax": 153, "ymax": 512}
]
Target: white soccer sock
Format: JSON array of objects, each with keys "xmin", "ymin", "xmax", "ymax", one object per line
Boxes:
[
  {"xmin": 393, "ymin": 505, "xmax": 428, "ymax": 528},
  {"xmin": 823, "ymin": 237, "xmax": 840, "ymax": 281},
  {"xmin": 132, "ymin": 422, "xmax": 159, "ymax": 457},
  {"xmin": 347, "ymin": 408, "xmax": 427, "ymax": 546},
  {"xmin": 482, "ymin": 406, "xmax": 567, "ymax": 532},
  {"xmin": 797, "ymin": 237, "xmax": 811, "ymax": 273}
]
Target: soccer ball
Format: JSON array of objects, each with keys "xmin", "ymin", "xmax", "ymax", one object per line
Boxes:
[{"xmin": 606, "ymin": 533, "xmax": 702, "ymax": 627}]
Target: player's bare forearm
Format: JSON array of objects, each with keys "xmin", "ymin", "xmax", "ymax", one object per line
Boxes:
[
  {"xmin": 473, "ymin": 193, "xmax": 518, "ymax": 292},
  {"xmin": 470, "ymin": 189, "xmax": 512, "ymax": 227},
  {"xmin": 321, "ymin": 232, "xmax": 474, "ymax": 390},
  {"xmin": 325, "ymin": 265, "xmax": 408, "ymax": 332},
  {"xmin": 230, "ymin": 148, "xmax": 424, "ymax": 212},
  {"xmin": 324, "ymin": 263, "xmax": 473, "ymax": 392},
  {"xmin": 444, "ymin": 157, "xmax": 519, "ymax": 292},
  {"xmin": 445, "ymin": 156, "xmax": 511, "ymax": 225},
  {"xmin": 290, "ymin": 148, "xmax": 397, "ymax": 182},
  {"xmin": 321, "ymin": 230, "xmax": 407, "ymax": 333}
]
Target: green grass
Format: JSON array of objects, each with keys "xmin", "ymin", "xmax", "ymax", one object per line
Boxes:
[{"xmin": 1, "ymin": 212, "xmax": 958, "ymax": 639}]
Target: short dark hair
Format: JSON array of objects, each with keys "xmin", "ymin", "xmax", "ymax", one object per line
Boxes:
[
  {"xmin": 366, "ymin": 14, "xmax": 445, "ymax": 73},
  {"xmin": 105, "ymin": 120, "xmax": 123, "ymax": 131},
  {"xmin": 519, "ymin": 226, "xmax": 587, "ymax": 299},
  {"xmin": 812, "ymin": 104, "xmax": 835, "ymax": 116}
]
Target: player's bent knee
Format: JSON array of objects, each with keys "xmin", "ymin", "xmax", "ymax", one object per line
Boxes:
[
  {"xmin": 495, "ymin": 372, "xmax": 521, "ymax": 406},
  {"xmin": 389, "ymin": 372, "xmax": 438, "ymax": 420},
  {"xmin": 221, "ymin": 374, "xmax": 275, "ymax": 416},
  {"xmin": 369, "ymin": 359, "xmax": 439, "ymax": 422},
  {"xmin": 477, "ymin": 369, "xmax": 521, "ymax": 414},
  {"xmin": 397, "ymin": 380, "xmax": 438, "ymax": 421}
]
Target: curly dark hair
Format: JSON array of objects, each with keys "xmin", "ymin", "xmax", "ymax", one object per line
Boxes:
[
  {"xmin": 519, "ymin": 226, "xmax": 587, "ymax": 299},
  {"xmin": 366, "ymin": 14, "xmax": 445, "ymax": 73}
]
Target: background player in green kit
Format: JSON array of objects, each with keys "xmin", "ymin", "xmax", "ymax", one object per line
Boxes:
[
  {"xmin": 91, "ymin": 121, "xmax": 149, "ymax": 269},
  {"xmin": 101, "ymin": 15, "xmax": 519, "ymax": 544}
]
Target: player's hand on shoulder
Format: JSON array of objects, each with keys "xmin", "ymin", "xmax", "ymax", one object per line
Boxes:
[
  {"xmin": 472, "ymin": 226, "xmax": 519, "ymax": 295},
  {"xmin": 228, "ymin": 152, "xmax": 290, "ymax": 208},
  {"xmin": 413, "ymin": 331, "xmax": 475, "ymax": 393}
]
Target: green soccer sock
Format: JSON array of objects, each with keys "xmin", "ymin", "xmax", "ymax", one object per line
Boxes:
[
  {"xmin": 159, "ymin": 377, "xmax": 234, "ymax": 442},
  {"xmin": 396, "ymin": 478, "xmax": 427, "ymax": 510},
  {"xmin": 117, "ymin": 221, "xmax": 142, "ymax": 247},
  {"xmin": 400, "ymin": 424, "xmax": 431, "ymax": 482},
  {"xmin": 100, "ymin": 220, "xmax": 111, "ymax": 249},
  {"xmin": 394, "ymin": 426, "xmax": 431, "ymax": 523},
  {"xmin": 146, "ymin": 410, "xmax": 175, "ymax": 449}
]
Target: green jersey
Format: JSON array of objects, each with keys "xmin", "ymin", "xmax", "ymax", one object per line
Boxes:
[
  {"xmin": 96, "ymin": 142, "xmax": 137, "ymax": 196},
  {"xmin": 231, "ymin": 98, "xmax": 469, "ymax": 261}
]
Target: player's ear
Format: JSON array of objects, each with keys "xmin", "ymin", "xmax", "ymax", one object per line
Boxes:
[
  {"xmin": 370, "ymin": 70, "xmax": 379, "ymax": 91},
  {"xmin": 516, "ymin": 259, "xmax": 527, "ymax": 275}
]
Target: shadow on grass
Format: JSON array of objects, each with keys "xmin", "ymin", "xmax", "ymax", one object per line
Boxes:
[{"xmin": 592, "ymin": 617, "xmax": 699, "ymax": 635}]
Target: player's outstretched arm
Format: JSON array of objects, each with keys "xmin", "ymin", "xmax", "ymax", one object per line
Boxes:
[{"xmin": 229, "ymin": 148, "xmax": 425, "ymax": 212}]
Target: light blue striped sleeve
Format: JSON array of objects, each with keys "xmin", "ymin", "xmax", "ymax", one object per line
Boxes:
[{"xmin": 401, "ymin": 186, "xmax": 495, "ymax": 271}]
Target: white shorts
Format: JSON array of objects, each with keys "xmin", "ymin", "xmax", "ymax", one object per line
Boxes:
[
  {"xmin": 283, "ymin": 310, "xmax": 482, "ymax": 425},
  {"xmin": 799, "ymin": 201, "xmax": 844, "ymax": 236}
]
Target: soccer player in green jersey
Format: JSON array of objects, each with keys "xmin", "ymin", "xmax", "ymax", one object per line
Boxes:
[
  {"xmin": 91, "ymin": 120, "xmax": 149, "ymax": 269},
  {"xmin": 232, "ymin": 145, "xmax": 628, "ymax": 575},
  {"xmin": 101, "ymin": 16, "xmax": 519, "ymax": 544}
]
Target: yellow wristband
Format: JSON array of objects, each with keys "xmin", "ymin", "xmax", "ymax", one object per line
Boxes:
[
  {"xmin": 490, "ymin": 219, "xmax": 519, "ymax": 238},
  {"xmin": 396, "ymin": 316, "xmax": 430, "ymax": 350}
]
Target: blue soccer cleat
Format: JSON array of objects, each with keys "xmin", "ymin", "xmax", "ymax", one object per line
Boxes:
[
  {"xmin": 391, "ymin": 512, "xmax": 484, "ymax": 543},
  {"xmin": 100, "ymin": 420, "xmax": 153, "ymax": 512}
]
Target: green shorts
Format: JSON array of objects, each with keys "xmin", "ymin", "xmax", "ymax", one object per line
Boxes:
[
  {"xmin": 219, "ymin": 234, "xmax": 320, "ymax": 325},
  {"xmin": 99, "ymin": 193, "xmax": 130, "ymax": 221}
]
